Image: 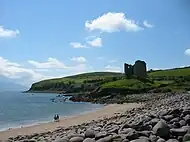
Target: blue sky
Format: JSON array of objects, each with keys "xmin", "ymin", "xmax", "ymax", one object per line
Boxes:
[{"xmin": 0, "ymin": 0, "xmax": 190, "ymax": 86}]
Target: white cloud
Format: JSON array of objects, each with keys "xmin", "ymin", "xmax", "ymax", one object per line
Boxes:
[
  {"xmin": 0, "ymin": 57, "xmax": 46, "ymax": 85},
  {"xmin": 0, "ymin": 26, "xmax": 19, "ymax": 38},
  {"xmin": 85, "ymin": 12, "xmax": 143, "ymax": 33},
  {"xmin": 71, "ymin": 56, "xmax": 87, "ymax": 63},
  {"xmin": 185, "ymin": 49, "xmax": 190, "ymax": 56},
  {"xmin": 70, "ymin": 42, "xmax": 87, "ymax": 48},
  {"xmin": 0, "ymin": 57, "xmax": 92, "ymax": 86},
  {"xmin": 0, "ymin": 55, "xmax": 102, "ymax": 88},
  {"xmin": 87, "ymin": 37, "xmax": 102, "ymax": 47},
  {"xmin": 105, "ymin": 65, "xmax": 121, "ymax": 72},
  {"xmin": 28, "ymin": 58, "xmax": 67, "ymax": 69},
  {"xmin": 28, "ymin": 58, "xmax": 89, "ymax": 72},
  {"xmin": 143, "ymin": 20, "xmax": 154, "ymax": 28}
]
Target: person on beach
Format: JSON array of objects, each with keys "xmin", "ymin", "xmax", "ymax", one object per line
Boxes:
[
  {"xmin": 54, "ymin": 115, "xmax": 57, "ymax": 122},
  {"xmin": 54, "ymin": 114, "xmax": 60, "ymax": 122},
  {"xmin": 56, "ymin": 114, "xmax": 60, "ymax": 122}
]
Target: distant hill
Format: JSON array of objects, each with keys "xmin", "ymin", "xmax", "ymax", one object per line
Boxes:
[
  {"xmin": 28, "ymin": 72, "xmax": 123, "ymax": 92},
  {"xmin": 27, "ymin": 67, "xmax": 190, "ymax": 94},
  {"xmin": 0, "ymin": 75, "xmax": 27, "ymax": 92},
  {"xmin": 148, "ymin": 66, "xmax": 190, "ymax": 77},
  {"xmin": 27, "ymin": 67, "xmax": 190, "ymax": 104}
]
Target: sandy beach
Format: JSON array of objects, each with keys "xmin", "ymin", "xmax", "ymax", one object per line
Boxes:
[{"xmin": 0, "ymin": 103, "xmax": 141, "ymax": 140}]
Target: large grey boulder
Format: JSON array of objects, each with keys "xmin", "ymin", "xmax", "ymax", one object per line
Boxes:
[
  {"xmin": 84, "ymin": 129, "xmax": 95, "ymax": 138},
  {"xmin": 153, "ymin": 121, "xmax": 170, "ymax": 138},
  {"xmin": 70, "ymin": 137, "xmax": 84, "ymax": 142}
]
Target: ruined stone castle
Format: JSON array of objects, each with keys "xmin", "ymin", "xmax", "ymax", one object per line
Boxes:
[{"xmin": 124, "ymin": 60, "xmax": 147, "ymax": 78}]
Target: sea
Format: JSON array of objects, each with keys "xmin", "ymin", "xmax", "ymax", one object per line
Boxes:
[{"xmin": 0, "ymin": 91, "xmax": 103, "ymax": 131}]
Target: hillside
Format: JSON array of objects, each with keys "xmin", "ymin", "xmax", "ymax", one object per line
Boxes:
[
  {"xmin": 28, "ymin": 72, "xmax": 123, "ymax": 93},
  {"xmin": 148, "ymin": 67, "xmax": 190, "ymax": 77},
  {"xmin": 27, "ymin": 67, "xmax": 190, "ymax": 103}
]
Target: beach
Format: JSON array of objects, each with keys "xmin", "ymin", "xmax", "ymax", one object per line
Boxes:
[{"xmin": 0, "ymin": 103, "xmax": 141, "ymax": 140}]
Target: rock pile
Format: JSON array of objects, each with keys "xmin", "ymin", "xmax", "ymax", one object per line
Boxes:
[{"xmin": 7, "ymin": 93, "xmax": 190, "ymax": 142}]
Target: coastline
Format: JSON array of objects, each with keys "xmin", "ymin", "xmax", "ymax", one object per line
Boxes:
[
  {"xmin": 23, "ymin": 90, "xmax": 65, "ymax": 94},
  {"xmin": 0, "ymin": 103, "xmax": 141, "ymax": 140}
]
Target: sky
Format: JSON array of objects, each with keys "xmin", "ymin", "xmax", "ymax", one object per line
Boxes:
[{"xmin": 0, "ymin": 0, "xmax": 190, "ymax": 87}]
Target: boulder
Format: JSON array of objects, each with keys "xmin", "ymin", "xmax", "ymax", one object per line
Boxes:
[
  {"xmin": 70, "ymin": 137, "xmax": 84, "ymax": 142},
  {"xmin": 84, "ymin": 129, "xmax": 95, "ymax": 138},
  {"xmin": 179, "ymin": 120, "xmax": 186, "ymax": 127},
  {"xmin": 157, "ymin": 138, "xmax": 166, "ymax": 142},
  {"xmin": 96, "ymin": 135, "xmax": 112, "ymax": 142},
  {"xmin": 125, "ymin": 130, "xmax": 139, "ymax": 141},
  {"xmin": 53, "ymin": 137, "xmax": 70, "ymax": 142},
  {"xmin": 170, "ymin": 128, "xmax": 187, "ymax": 136},
  {"xmin": 83, "ymin": 138, "xmax": 96, "ymax": 142},
  {"xmin": 68, "ymin": 134, "xmax": 84, "ymax": 139},
  {"xmin": 153, "ymin": 121, "xmax": 170, "ymax": 138},
  {"xmin": 130, "ymin": 138, "xmax": 149, "ymax": 142},
  {"xmin": 95, "ymin": 131, "xmax": 108, "ymax": 140},
  {"xmin": 163, "ymin": 115, "xmax": 174, "ymax": 121},
  {"xmin": 183, "ymin": 134, "xmax": 190, "ymax": 142},
  {"xmin": 150, "ymin": 135, "xmax": 158, "ymax": 142}
]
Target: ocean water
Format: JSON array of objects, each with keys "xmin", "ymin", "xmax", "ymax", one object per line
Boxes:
[{"xmin": 0, "ymin": 92, "xmax": 103, "ymax": 131}]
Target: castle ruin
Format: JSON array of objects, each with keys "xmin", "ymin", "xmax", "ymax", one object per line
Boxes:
[{"xmin": 124, "ymin": 60, "xmax": 147, "ymax": 78}]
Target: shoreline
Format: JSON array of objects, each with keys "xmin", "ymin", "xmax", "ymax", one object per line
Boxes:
[
  {"xmin": 0, "ymin": 105, "xmax": 103, "ymax": 132},
  {"xmin": 0, "ymin": 103, "xmax": 141, "ymax": 140}
]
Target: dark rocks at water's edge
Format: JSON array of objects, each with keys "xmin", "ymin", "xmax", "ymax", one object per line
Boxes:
[
  {"xmin": 7, "ymin": 93, "xmax": 190, "ymax": 142},
  {"xmin": 69, "ymin": 92, "xmax": 179, "ymax": 104}
]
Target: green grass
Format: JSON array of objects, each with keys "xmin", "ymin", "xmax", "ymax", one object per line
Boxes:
[
  {"xmin": 148, "ymin": 67, "xmax": 190, "ymax": 77},
  {"xmin": 39, "ymin": 72, "xmax": 123, "ymax": 83},
  {"xmin": 154, "ymin": 80, "xmax": 174, "ymax": 84},
  {"xmin": 29, "ymin": 72, "xmax": 123, "ymax": 91},
  {"xmin": 29, "ymin": 67, "xmax": 190, "ymax": 93},
  {"xmin": 102, "ymin": 79, "xmax": 158, "ymax": 89},
  {"xmin": 65, "ymin": 72, "xmax": 122, "ymax": 79}
]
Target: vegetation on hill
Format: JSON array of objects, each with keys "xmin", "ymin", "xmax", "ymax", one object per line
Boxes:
[
  {"xmin": 29, "ymin": 72, "xmax": 123, "ymax": 92},
  {"xmin": 148, "ymin": 67, "xmax": 190, "ymax": 77},
  {"xmin": 27, "ymin": 67, "xmax": 190, "ymax": 103}
]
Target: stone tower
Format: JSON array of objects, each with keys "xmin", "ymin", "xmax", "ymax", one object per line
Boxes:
[
  {"xmin": 133, "ymin": 60, "xmax": 147, "ymax": 78},
  {"xmin": 124, "ymin": 63, "xmax": 133, "ymax": 78}
]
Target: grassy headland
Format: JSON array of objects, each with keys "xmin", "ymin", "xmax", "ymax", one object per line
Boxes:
[{"xmin": 27, "ymin": 67, "xmax": 190, "ymax": 103}]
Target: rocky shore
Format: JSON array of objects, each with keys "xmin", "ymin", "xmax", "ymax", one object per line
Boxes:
[{"xmin": 6, "ymin": 92, "xmax": 190, "ymax": 142}]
